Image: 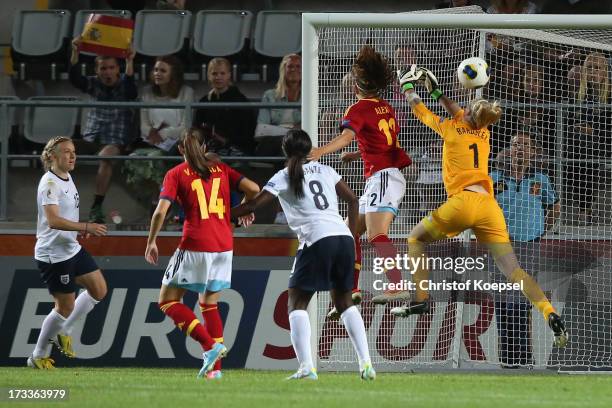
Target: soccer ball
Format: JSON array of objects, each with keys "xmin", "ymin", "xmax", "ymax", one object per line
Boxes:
[{"xmin": 457, "ymin": 57, "xmax": 490, "ymax": 89}]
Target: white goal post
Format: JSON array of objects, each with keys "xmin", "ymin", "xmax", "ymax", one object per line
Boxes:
[{"xmin": 302, "ymin": 12, "xmax": 612, "ymax": 372}]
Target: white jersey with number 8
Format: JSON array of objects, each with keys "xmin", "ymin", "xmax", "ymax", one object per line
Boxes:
[{"xmin": 263, "ymin": 161, "xmax": 352, "ymax": 248}]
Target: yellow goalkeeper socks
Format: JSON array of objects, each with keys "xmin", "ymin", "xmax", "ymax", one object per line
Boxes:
[
  {"xmin": 509, "ymin": 268, "xmax": 555, "ymax": 320},
  {"xmin": 408, "ymin": 237, "xmax": 429, "ymax": 302}
]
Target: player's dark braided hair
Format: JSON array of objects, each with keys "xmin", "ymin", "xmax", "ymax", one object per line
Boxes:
[
  {"xmin": 180, "ymin": 127, "xmax": 216, "ymax": 180},
  {"xmin": 351, "ymin": 46, "xmax": 394, "ymax": 96},
  {"xmin": 282, "ymin": 129, "xmax": 312, "ymax": 200}
]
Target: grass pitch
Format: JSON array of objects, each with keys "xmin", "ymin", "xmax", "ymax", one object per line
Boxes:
[{"xmin": 1, "ymin": 367, "xmax": 612, "ymax": 408}]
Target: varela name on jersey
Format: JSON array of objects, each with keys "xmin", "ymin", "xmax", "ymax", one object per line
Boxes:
[{"xmin": 264, "ymin": 161, "xmax": 352, "ymax": 248}]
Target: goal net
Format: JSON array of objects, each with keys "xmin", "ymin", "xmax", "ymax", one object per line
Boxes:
[{"xmin": 303, "ymin": 10, "xmax": 612, "ymax": 371}]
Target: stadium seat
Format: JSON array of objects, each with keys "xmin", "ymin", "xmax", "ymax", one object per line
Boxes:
[
  {"xmin": 72, "ymin": 9, "xmax": 132, "ymax": 76},
  {"xmin": 24, "ymin": 97, "xmax": 79, "ymax": 146},
  {"xmin": 252, "ymin": 11, "xmax": 302, "ymax": 82},
  {"xmin": 0, "ymin": 96, "xmax": 21, "ymax": 153},
  {"xmin": 133, "ymin": 10, "xmax": 191, "ymax": 80},
  {"xmin": 192, "ymin": 10, "xmax": 252, "ymax": 80},
  {"xmin": 11, "ymin": 10, "xmax": 72, "ymax": 80}
]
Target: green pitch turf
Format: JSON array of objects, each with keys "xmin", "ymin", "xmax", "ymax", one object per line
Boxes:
[{"xmin": 1, "ymin": 368, "xmax": 612, "ymax": 408}]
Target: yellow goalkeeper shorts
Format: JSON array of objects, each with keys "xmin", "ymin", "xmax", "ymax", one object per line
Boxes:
[{"xmin": 423, "ymin": 190, "xmax": 510, "ymax": 243}]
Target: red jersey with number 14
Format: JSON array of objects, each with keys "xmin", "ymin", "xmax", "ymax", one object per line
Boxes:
[
  {"xmin": 341, "ymin": 98, "xmax": 412, "ymax": 178},
  {"xmin": 160, "ymin": 161, "xmax": 244, "ymax": 252}
]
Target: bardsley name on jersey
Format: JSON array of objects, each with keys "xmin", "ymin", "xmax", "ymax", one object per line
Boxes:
[{"xmin": 455, "ymin": 126, "xmax": 488, "ymax": 140}]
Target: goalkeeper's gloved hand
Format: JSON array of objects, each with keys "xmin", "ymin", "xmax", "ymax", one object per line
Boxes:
[
  {"xmin": 419, "ymin": 67, "xmax": 443, "ymax": 101},
  {"xmin": 397, "ymin": 65, "xmax": 423, "ymax": 92}
]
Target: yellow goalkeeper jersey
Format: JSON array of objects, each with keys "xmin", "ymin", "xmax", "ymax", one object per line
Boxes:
[{"xmin": 412, "ymin": 102, "xmax": 493, "ymax": 198}]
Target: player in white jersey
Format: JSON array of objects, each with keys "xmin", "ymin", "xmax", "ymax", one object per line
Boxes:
[
  {"xmin": 29, "ymin": 137, "xmax": 107, "ymax": 369},
  {"xmin": 231, "ymin": 129, "xmax": 375, "ymax": 380}
]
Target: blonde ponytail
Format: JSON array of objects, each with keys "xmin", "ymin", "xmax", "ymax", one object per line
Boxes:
[{"xmin": 470, "ymin": 98, "xmax": 502, "ymax": 129}]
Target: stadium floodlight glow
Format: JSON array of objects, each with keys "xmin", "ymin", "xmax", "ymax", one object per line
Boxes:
[{"xmin": 302, "ymin": 9, "xmax": 612, "ymax": 372}]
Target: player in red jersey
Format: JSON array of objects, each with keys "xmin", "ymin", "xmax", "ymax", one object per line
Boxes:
[
  {"xmin": 145, "ymin": 127, "xmax": 259, "ymax": 379},
  {"xmin": 310, "ymin": 46, "xmax": 413, "ymax": 310}
]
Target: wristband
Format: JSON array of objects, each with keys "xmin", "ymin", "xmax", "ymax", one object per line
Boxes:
[
  {"xmin": 430, "ymin": 89, "xmax": 443, "ymax": 101},
  {"xmin": 401, "ymin": 82, "xmax": 415, "ymax": 92}
]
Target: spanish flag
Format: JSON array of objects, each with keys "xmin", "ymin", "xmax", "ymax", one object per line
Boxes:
[{"xmin": 80, "ymin": 14, "xmax": 134, "ymax": 58}]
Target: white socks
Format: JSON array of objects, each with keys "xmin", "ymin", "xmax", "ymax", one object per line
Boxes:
[
  {"xmin": 62, "ymin": 291, "xmax": 99, "ymax": 336},
  {"xmin": 289, "ymin": 310, "xmax": 313, "ymax": 371},
  {"xmin": 341, "ymin": 306, "xmax": 371, "ymax": 370},
  {"xmin": 33, "ymin": 309, "xmax": 65, "ymax": 359}
]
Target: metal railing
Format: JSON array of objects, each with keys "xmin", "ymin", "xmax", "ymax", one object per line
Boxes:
[
  {"xmin": 1, "ymin": 99, "xmax": 611, "ymax": 223},
  {"xmin": 0, "ymin": 99, "xmax": 300, "ymax": 220}
]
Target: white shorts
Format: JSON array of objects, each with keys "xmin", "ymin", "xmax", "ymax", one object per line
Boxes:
[
  {"xmin": 162, "ymin": 249, "xmax": 233, "ymax": 293},
  {"xmin": 359, "ymin": 168, "xmax": 406, "ymax": 216}
]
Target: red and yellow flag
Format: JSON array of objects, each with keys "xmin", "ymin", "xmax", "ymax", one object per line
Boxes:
[{"xmin": 80, "ymin": 14, "xmax": 134, "ymax": 58}]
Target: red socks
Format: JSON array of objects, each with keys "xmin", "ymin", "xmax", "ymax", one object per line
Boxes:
[
  {"xmin": 159, "ymin": 301, "xmax": 214, "ymax": 350},
  {"xmin": 369, "ymin": 234, "xmax": 403, "ymax": 284},
  {"xmin": 201, "ymin": 303, "xmax": 224, "ymax": 371},
  {"xmin": 353, "ymin": 235, "xmax": 362, "ymax": 291}
]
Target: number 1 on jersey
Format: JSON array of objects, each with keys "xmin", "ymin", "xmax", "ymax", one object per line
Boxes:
[
  {"xmin": 469, "ymin": 143, "xmax": 479, "ymax": 168},
  {"xmin": 191, "ymin": 178, "xmax": 225, "ymax": 219}
]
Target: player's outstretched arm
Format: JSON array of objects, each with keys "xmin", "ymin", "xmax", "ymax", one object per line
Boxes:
[
  {"xmin": 419, "ymin": 67, "xmax": 462, "ymax": 117},
  {"xmin": 238, "ymin": 177, "xmax": 260, "ymax": 201},
  {"xmin": 397, "ymin": 65, "xmax": 424, "ymax": 108},
  {"xmin": 398, "ymin": 67, "xmax": 445, "ymax": 138},
  {"xmin": 145, "ymin": 199, "xmax": 171, "ymax": 265},
  {"xmin": 308, "ymin": 128, "xmax": 356, "ymax": 162},
  {"xmin": 231, "ymin": 190, "xmax": 276, "ymax": 218},
  {"xmin": 236, "ymin": 177, "xmax": 261, "ymax": 227},
  {"xmin": 335, "ymin": 180, "xmax": 358, "ymax": 237}
]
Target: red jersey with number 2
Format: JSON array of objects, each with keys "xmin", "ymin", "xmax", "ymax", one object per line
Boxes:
[
  {"xmin": 160, "ymin": 161, "xmax": 244, "ymax": 252},
  {"xmin": 341, "ymin": 98, "xmax": 412, "ymax": 178}
]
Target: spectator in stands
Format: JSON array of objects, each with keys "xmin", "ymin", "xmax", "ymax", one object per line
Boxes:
[
  {"xmin": 491, "ymin": 129, "xmax": 560, "ymax": 367},
  {"xmin": 565, "ymin": 52, "xmax": 611, "ymax": 220},
  {"xmin": 255, "ymin": 53, "xmax": 302, "ymax": 157},
  {"xmin": 491, "ymin": 61, "xmax": 556, "ymax": 161},
  {"xmin": 493, "ymin": 130, "xmax": 560, "ymax": 241},
  {"xmin": 256, "ymin": 53, "xmax": 301, "ymax": 224},
  {"xmin": 394, "ymin": 42, "xmax": 417, "ymax": 69},
  {"xmin": 124, "ymin": 55, "xmax": 194, "ymax": 215},
  {"xmin": 69, "ymin": 36, "xmax": 138, "ymax": 223},
  {"xmin": 194, "ymin": 57, "xmax": 256, "ymax": 157},
  {"xmin": 487, "ymin": 0, "xmax": 538, "ymax": 14}
]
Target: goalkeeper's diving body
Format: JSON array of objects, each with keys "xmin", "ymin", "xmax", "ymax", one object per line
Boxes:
[{"xmin": 392, "ymin": 66, "xmax": 568, "ymax": 348}]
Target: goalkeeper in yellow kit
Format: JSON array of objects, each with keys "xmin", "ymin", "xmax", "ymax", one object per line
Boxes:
[{"xmin": 391, "ymin": 66, "xmax": 568, "ymax": 348}]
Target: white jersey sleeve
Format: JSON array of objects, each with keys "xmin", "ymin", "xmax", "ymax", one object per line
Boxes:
[
  {"xmin": 266, "ymin": 162, "xmax": 352, "ymax": 247},
  {"xmin": 263, "ymin": 169, "xmax": 290, "ymax": 197},
  {"xmin": 40, "ymin": 177, "xmax": 61, "ymax": 206}
]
